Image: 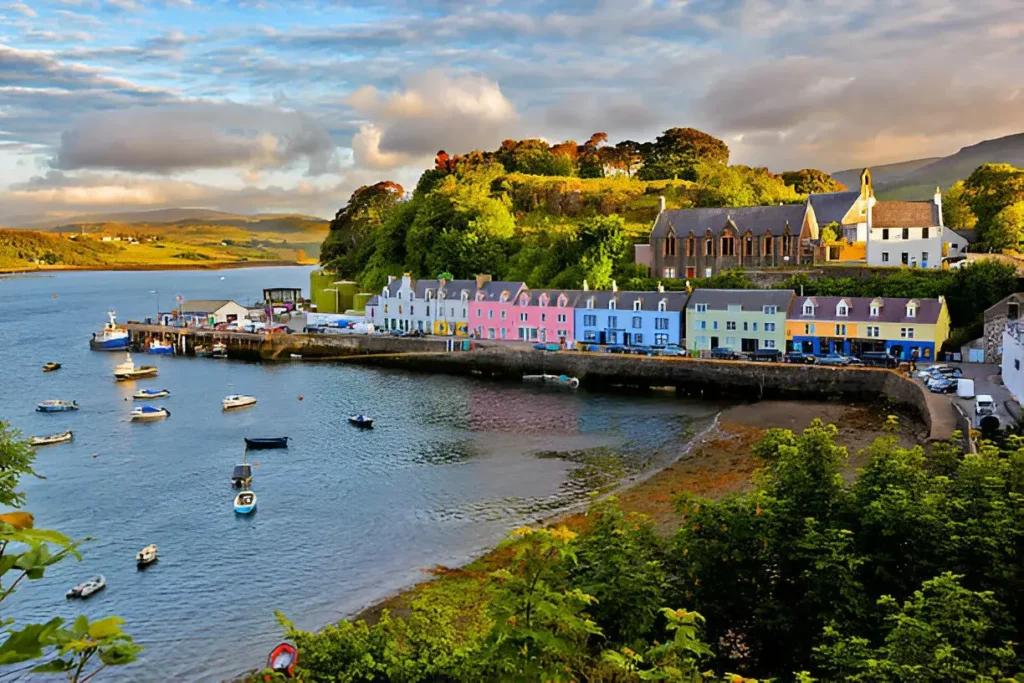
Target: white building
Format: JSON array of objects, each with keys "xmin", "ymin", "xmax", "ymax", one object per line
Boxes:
[
  {"xmin": 1001, "ymin": 322, "xmax": 1024, "ymax": 404},
  {"xmin": 866, "ymin": 189, "xmax": 969, "ymax": 269},
  {"xmin": 177, "ymin": 300, "xmax": 250, "ymax": 326},
  {"xmin": 365, "ymin": 273, "xmax": 482, "ymax": 335}
]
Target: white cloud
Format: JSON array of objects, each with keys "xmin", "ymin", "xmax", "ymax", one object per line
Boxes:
[{"xmin": 4, "ymin": 1, "xmax": 36, "ymax": 17}]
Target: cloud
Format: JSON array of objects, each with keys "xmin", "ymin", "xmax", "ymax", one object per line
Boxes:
[
  {"xmin": 348, "ymin": 71, "xmax": 517, "ymax": 169},
  {"xmin": 105, "ymin": 0, "xmax": 139, "ymax": 10},
  {"xmin": 3, "ymin": 1, "xmax": 36, "ymax": 17}
]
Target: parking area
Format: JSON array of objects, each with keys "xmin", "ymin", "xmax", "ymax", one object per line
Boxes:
[{"xmin": 918, "ymin": 362, "xmax": 1019, "ymax": 429}]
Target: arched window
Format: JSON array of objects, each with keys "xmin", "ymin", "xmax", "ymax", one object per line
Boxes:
[
  {"xmin": 687, "ymin": 236, "xmax": 696, "ymax": 257},
  {"xmin": 665, "ymin": 235, "xmax": 677, "ymax": 257},
  {"xmin": 837, "ymin": 302, "xmax": 848, "ymax": 317},
  {"xmin": 500, "ymin": 291, "xmax": 509, "ymax": 302},
  {"xmin": 539, "ymin": 294, "xmax": 550, "ymax": 307},
  {"xmin": 586, "ymin": 297, "xmax": 595, "ymax": 309},
  {"xmin": 764, "ymin": 234, "xmax": 774, "ymax": 254},
  {"xmin": 609, "ymin": 300, "xmax": 617, "ymax": 310},
  {"xmin": 557, "ymin": 295, "xmax": 567, "ymax": 308},
  {"xmin": 633, "ymin": 299, "xmax": 642, "ymax": 311},
  {"xmin": 658, "ymin": 299, "xmax": 667, "ymax": 312}
]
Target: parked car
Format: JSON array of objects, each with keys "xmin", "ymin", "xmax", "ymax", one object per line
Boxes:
[
  {"xmin": 928, "ymin": 378, "xmax": 958, "ymax": 394},
  {"xmin": 629, "ymin": 346, "xmax": 652, "ymax": 356},
  {"xmin": 661, "ymin": 344, "xmax": 685, "ymax": 357},
  {"xmin": 710, "ymin": 347, "xmax": 739, "ymax": 360},
  {"xmin": 752, "ymin": 349, "xmax": 783, "ymax": 362},
  {"xmin": 858, "ymin": 351, "xmax": 898, "ymax": 368},
  {"xmin": 785, "ymin": 351, "xmax": 815, "ymax": 364},
  {"xmin": 607, "ymin": 345, "xmax": 629, "ymax": 354},
  {"xmin": 975, "ymin": 394, "xmax": 996, "ymax": 416},
  {"xmin": 815, "ymin": 353, "xmax": 851, "ymax": 366},
  {"xmin": 930, "ymin": 365, "xmax": 964, "ymax": 379}
]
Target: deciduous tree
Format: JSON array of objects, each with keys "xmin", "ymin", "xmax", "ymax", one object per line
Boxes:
[
  {"xmin": 638, "ymin": 127, "xmax": 729, "ymax": 181},
  {"xmin": 781, "ymin": 169, "xmax": 847, "ymax": 194}
]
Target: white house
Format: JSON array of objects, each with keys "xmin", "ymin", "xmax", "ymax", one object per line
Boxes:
[
  {"xmin": 365, "ymin": 273, "xmax": 482, "ymax": 335},
  {"xmin": 177, "ymin": 300, "xmax": 249, "ymax": 326},
  {"xmin": 866, "ymin": 189, "xmax": 964, "ymax": 269},
  {"xmin": 1001, "ymin": 322, "xmax": 1024, "ymax": 404}
]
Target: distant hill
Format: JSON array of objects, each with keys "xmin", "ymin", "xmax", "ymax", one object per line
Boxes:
[
  {"xmin": 9, "ymin": 208, "xmax": 328, "ymax": 231},
  {"xmin": 834, "ymin": 132, "xmax": 1024, "ymax": 200}
]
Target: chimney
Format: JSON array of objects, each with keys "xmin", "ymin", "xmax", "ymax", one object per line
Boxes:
[
  {"xmin": 611, "ymin": 280, "xmax": 618, "ymax": 293},
  {"xmin": 387, "ymin": 275, "xmax": 395, "ymax": 284},
  {"xmin": 582, "ymin": 279, "xmax": 589, "ymax": 291},
  {"xmin": 476, "ymin": 273, "xmax": 492, "ymax": 289},
  {"xmin": 658, "ymin": 195, "xmax": 666, "ymax": 213},
  {"xmin": 657, "ymin": 281, "xmax": 664, "ymax": 293},
  {"xmin": 934, "ymin": 186, "xmax": 943, "ymax": 227}
]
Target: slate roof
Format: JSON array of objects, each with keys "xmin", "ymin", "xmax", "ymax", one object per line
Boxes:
[
  {"xmin": 578, "ymin": 290, "xmax": 689, "ymax": 312},
  {"xmin": 871, "ymin": 201, "xmax": 939, "ymax": 228},
  {"xmin": 476, "ymin": 280, "xmax": 527, "ymax": 302},
  {"xmin": 685, "ymin": 288, "xmax": 793, "ymax": 312},
  {"xmin": 179, "ymin": 299, "xmax": 237, "ymax": 313},
  {"xmin": 366, "ymin": 295, "xmax": 380, "ymax": 307},
  {"xmin": 808, "ymin": 191, "xmax": 860, "ymax": 226},
  {"xmin": 788, "ymin": 296, "xmax": 943, "ymax": 324},
  {"xmin": 651, "ymin": 204, "xmax": 808, "ymax": 240},
  {"xmin": 953, "ymin": 229, "xmax": 979, "ymax": 244},
  {"xmin": 513, "ymin": 289, "xmax": 584, "ymax": 308}
]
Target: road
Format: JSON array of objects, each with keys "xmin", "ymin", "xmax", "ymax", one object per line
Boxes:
[{"xmin": 919, "ymin": 362, "xmax": 1019, "ymax": 429}]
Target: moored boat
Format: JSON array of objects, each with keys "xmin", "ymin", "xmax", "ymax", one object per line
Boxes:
[
  {"xmin": 348, "ymin": 415, "xmax": 374, "ymax": 428},
  {"xmin": 136, "ymin": 544, "xmax": 158, "ymax": 567},
  {"xmin": 212, "ymin": 342, "xmax": 228, "ymax": 359},
  {"xmin": 234, "ymin": 490, "xmax": 257, "ymax": 514},
  {"xmin": 114, "ymin": 353, "xmax": 158, "ymax": 381},
  {"xmin": 29, "ymin": 430, "xmax": 73, "ymax": 447},
  {"xmin": 194, "ymin": 345, "xmax": 213, "ymax": 358},
  {"xmin": 231, "ymin": 463, "xmax": 253, "ymax": 488},
  {"xmin": 223, "ymin": 395, "xmax": 257, "ymax": 411},
  {"xmin": 130, "ymin": 405, "xmax": 170, "ymax": 422},
  {"xmin": 133, "ymin": 388, "xmax": 170, "ymax": 400},
  {"xmin": 147, "ymin": 339, "xmax": 174, "ymax": 355},
  {"xmin": 244, "ymin": 437, "xmax": 288, "ymax": 450},
  {"xmin": 267, "ymin": 643, "xmax": 298, "ymax": 677},
  {"xmin": 42, "ymin": 362, "xmax": 61, "ymax": 372},
  {"xmin": 36, "ymin": 400, "xmax": 78, "ymax": 413},
  {"xmin": 523, "ymin": 374, "xmax": 580, "ymax": 388},
  {"xmin": 89, "ymin": 311, "xmax": 129, "ymax": 351},
  {"xmin": 66, "ymin": 575, "xmax": 105, "ymax": 599}
]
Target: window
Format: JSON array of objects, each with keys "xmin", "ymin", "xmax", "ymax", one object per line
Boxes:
[
  {"xmin": 1009, "ymin": 303, "xmax": 1020, "ymax": 320},
  {"xmin": 902, "ymin": 228, "xmax": 909, "ymax": 240},
  {"xmin": 633, "ymin": 299, "xmax": 642, "ymax": 311},
  {"xmin": 882, "ymin": 228, "xmax": 889, "ymax": 240},
  {"xmin": 609, "ymin": 300, "xmax": 617, "ymax": 310},
  {"xmin": 705, "ymin": 267, "xmax": 713, "ymax": 277},
  {"xmin": 634, "ymin": 334, "xmax": 643, "ymax": 344},
  {"xmin": 802, "ymin": 303, "xmax": 815, "ymax": 316},
  {"xmin": 557, "ymin": 314, "xmax": 567, "ymax": 323},
  {"xmin": 712, "ymin": 321, "xmax": 719, "ymax": 330},
  {"xmin": 866, "ymin": 326, "xmax": 879, "ymax": 337},
  {"xmin": 922, "ymin": 227, "xmax": 929, "ymax": 239},
  {"xmin": 655, "ymin": 334, "xmax": 669, "ymax": 345},
  {"xmin": 540, "ymin": 313, "xmax": 546, "ymax": 322},
  {"xmin": 501, "ymin": 328, "xmax": 507, "ymax": 339},
  {"xmin": 882, "ymin": 252, "xmax": 889, "ymax": 263},
  {"xmin": 901, "ymin": 252, "xmax": 909, "ymax": 265},
  {"xmin": 743, "ymin": 321, "xmax": 748, "ymax": 331},
  {"xmin": 426, "ymin": 306, "xmax": 432, "ymax": 316},
  {"xmin": 762, "ymin": 305, "xmax": 777, "ymax": 315},
  {"xmin": 804, "ymin": 323, "xmax": 816, "ymax": 334},
  {"xmin": 398, "ymin": 292, "xmax": 402, "ymax": 299},
  {"xmin": 488, "ymin": 328, "xmax": 495, "ymax": 339},
  {"xmin": 765, "ymin": 322, "xmax": 775, "ymax": 332},
  {"xmin": 922, "ymin": 251, "xmax": 929, "ymax": 265},
  {"xmin": 665, "ymin": 236, "xmax": 677, "ymax": 257},
  {"xmin": 694, "ymin": 335, "xmax": 707, "ymax": 347},
  {"xmin": 745, "ymin": 236, "xmax": 753, "ymax": 256},
  {"xmin": 584, "ymin": 314, "xmax": 597, "ymax": 326},
  {"xmin": 656, "ymin": 318, "xmax": 669, "ymax": 330},
  {"xmin": 686, "ymin": 237, "xmax": 695, "ymax": 257},
  {"xmin": 501, "ymin": 311, "xmax": 507, "ymax": 320},
  {"xmin": 697, "ymin": 320, "xmax": 707, "ymax": 330},
  {"xmin": 721, "ymin": 236, "xmax": 735, "ymax": 256},
  {"xmin": 764, "ymin": 235, "xmax": 773, "ymax": 254},
  {"xmin": 1016, "ymin": 359, "xmax": 1020, "ymax": 371},
  {"xmin": 658, "ymin": 300, "xmax": 667, "ymax": 312},
  {"xmin": 763, "ymin": 339, "xmax": 776, "ymax": 349},
  {"xmin": 476, "ymin": 309, "xmax": 482, "ymax": 317},
  {"xmin": 586, "ymin": 297, "xmax": 594, "ymax": 309},
  {"xmin": 900, "ymin": 327, "xmax": 915, "ymax": 339},
  {"xmin": 585, "ymin": 331, "xmax": 597, "ymax": 341},
  {"xmin": 663, "ymin": 267, "xmax": 676, "ymax": 278},
  {"xmin": 906, "ymin": 305, "xmax": 916, "ymax": 318},
  {"xmin": 450, "ymin": 307, "xmax": 455, "ymax": 317},
  {"xmin": 632, "ymin": 316, "xmax": 642, "ymax": 329},
  {"xmin": 383, "ymin": 304, "xmax": 389, "ymax": 314},
  {"xmin": 837, "ymin": 303, "xmax": 848, "ymax": 317},
  {"xmin": 695, "ymin": 303, "xmax": 708, "ymax": 313},
  {"xmin": 608, "ymin": 316, "xmax": 618, "ymax": 328},
  {"xmin": 753, "ymin": 322, "xmax": 759, "ymax": 331},
  {"xmin": 782, "ymin": 235, "xmax": 792, "ymax": 252},
  {"xmin": 870, "ymin": 306, "xmax": 879, "ymax": 317},
  {"xmin": 726, "ymin": 321, "xmax": 736, "ymax": 330},
  {"xmin": 705, "ymin": 239, "xmax": 713, "ymax": 256},
  {"xmin": 725, "ymin": 336, "xmax": 737, "ymax": 347},
  {"xmin": 835, "ymin": 324, "xmax": 847, "ymax": 335}
]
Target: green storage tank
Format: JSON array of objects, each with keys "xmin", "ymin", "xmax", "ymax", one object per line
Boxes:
[
  {"xmin": 333, "ymin": 281, "xmax": 357, "ymax": 313},
  {"xmin": 351, "ymin": 292, "xmax": 372, "ymax": 314},
  {"xmin": 310, "ymin": 270, "xmax": 339, "ymax": 313}
]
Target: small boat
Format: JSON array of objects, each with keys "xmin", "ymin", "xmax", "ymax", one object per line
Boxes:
[
  {"xmin": 36, "ymin": 399, "xmax": 78, "ymax": 413},
  {"xmin": 136, "ymin": 544, "xmax": 158, "ymax": 567},
  {"xmin": 234, "ymin": 490, "xmax": 257, "ymax": 514},
  {"xmin": 43, "ymin": 362, "xmax": 61, "ymax": 372},
  {"xmin": 231, "ymin": 463, "xmax": 253, "ymax": 488},
  {"xmin": 348, "ymin": 415, "xmax": 374, "ymax": 428},
  {"xmin": 194, "ymin": 345, "xmax": 213, "ymax": 358},
  {"xmin": 114, "ymin": 353, "xmax": 158, "ymax": 381},
  {"xmin": 289, "ymin": 354, "xmax": 302, "ymax": 359},
  {"xmin": 66, "ymin": 575, "xmax": 105, "ymax": 599},
  {"xmin": 29, "ymin": 430, "xmax": 73, "ymax": 447},
  {"xmin": 212, "ymin": 342, "xmax": 228, "ymax": 359},
  {"xmin": 244, "ymin": 437, "xmax": 289, "ymax": 450},
  {"xmin": 223, "ymin": 395, "xmax": 257, "ymax": 411},
  {"xmin": 89, "ymin": 311, "xmax": 129, "ymax": 351},
  {"xmin": 130, "ymin": 405, "xmax": 170, "ymax": 422},
  {"xmin": 133, "ymin": 388, "xmax": 170, "ymax": 400},
  {"xmin": 523, "ymin": 374, "xmax": 580, "ymax": 389},
  {"xmin": 267, "ymin": 642, "xmax": 298, "ymax": 677},
  {"xmin": 147, "ymin": 339, "xmax": 174, "ymax": 355}
]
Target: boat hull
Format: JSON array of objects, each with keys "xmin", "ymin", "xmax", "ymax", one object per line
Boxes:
[
  {"xmin": 349, "ymin": 418, "xmax": 374, "ymax": 428},
  {"xmin": 234, "ymin": 502, "xmax": 257, "ymax": 514},
  {"xmin": 244, "ymin": 437, "xmax": 288, "ymax": 450},
  {"xmin": 146, "ymin": 346, "xmax": 174, "ymax": 355},
  {"xmin": 36, "ymin": 404, "xmax": 78, "ymax": 413},
  {"xmin": 223, "ymin": 400, "xmax": 257, "ymax": 411},
  {"xmin": 133, "ymin": 390, "xmax": 169, "ymax": 400},
  {"xmin": 29, "ymin": 431, "xmax": 73, "ymax": 446},
  {"xmin": 115, "ymin": 368, "xmax": 158, "ymax": 381},
  {"xmin": 90, "ymin": 336, "xmax": 129, "ymax": 351},
  {"xmin": 131, "ymin": 407, "xmax": 169, "ymax": 421}
]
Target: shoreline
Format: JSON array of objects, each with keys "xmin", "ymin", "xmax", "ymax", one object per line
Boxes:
[{"xmin": 0, "ymin": 259, "xmax": 316, "ymax": 275}]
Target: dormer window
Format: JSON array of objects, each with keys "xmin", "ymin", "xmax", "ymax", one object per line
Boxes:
[
  {"xmin": 461, "ymin": 290, "xmax": 469, "ymax": 301},
  {"xmin": 557, "ymin": 295, "xmax": 567, "ymax": 308},
  {"xmin": 837, "ymin": 302, "xmax": 848, "ymax": 317},
  {"xmin": 500, "ymin": 291, "xmax": 509, "ymax": 302},
  {"xmin": 633, "ymin": 299, "xmax": 642, "ymax": 311},
  {"xmin": 658, "ymin": 299, "xmax": 667, "ymax": 312},
  {"xmin": 906, "ymin": 305, "xmax": 916, "ymax": 318},
  {"xmin": 587, "ymin": 297, "xmax": 595, "ymax": 309},
  {"xmin": 870, "ymin": 306, "xmax": 879, "ymax": 317},
  {"xmin": 519, "ymin": 294, "xmax": 529, "ymax": 305},
  {"xmin": 539, "ymin": 294, "xmax": 550, "ymax": 307},
  {"xmin": 476, "ymin": 291, "xmax": 485, "ymax": 301},
  {"xmin": 609, "ymin": 300, "xmax": 617, "ymax": 310},
  {"xmin": 802, "ymin": 303, "xmax": 815, "ymax": 316}
]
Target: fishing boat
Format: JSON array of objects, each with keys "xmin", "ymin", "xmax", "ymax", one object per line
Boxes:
[
  {"xmin": 36, "ymin": 399, "xmax": 78, "ymax": 413},
  {"xmin": 194, "ymin": 345, "xmax": 213, "ymax": 358},
  {"xmin": 147, "ymin": 339, "xmax": 174, "ymax": 355},
  {"xmin": 133, "ymin": 388, "xmax": 170, "ymax": 400},
  {"xmin": 212, "ymin": 342, "xmax": 228, "ymax": 359},
  {"xmin": 130, "ymin": 405, "xmax": 170, "ymax": 422},
  {"xmin": 523, "ymin": 374, "xmax": 580, "ymax": 389},
  {"xmin": 136, "ymin": 544, "xmax": 158, "ymax": 568},
  {"xmin": 348, "ymin": 415, "xmax": 374, "ymax": 428},
  {"xmin": 66, "ymin": 575, "xmax": 105, "ymax": 599},
  {"xmin": 234, "ymin": 490, "xmax": 257, "ymax": 514},
  {"xmin": 223, "ymin": 395, "xmax": 257, "ymax": 411},
  {"xmin": 89, "ymin": 311, "xmax": 129, "ymax": 351},
  {"xmin": 29, "ymin": 430, "xmax": 73, "ymax": 447},
  {"xmin": 231, "ymin": 463, "xmax": 253, "ymax": 488},
  {"xmin": 114, "ymin": 353, "xmax": 158, "ymax": 381},
  {"xmin": 244, "ymin": 437, "xmax": 288, "ymax": 450},
  {"xmin": 267, "ymin": 643, "xmax": 298, "ymax": 677},
  {"xmin": 42, "ymin": 362, "xmax": 61, "ymax": 372}
]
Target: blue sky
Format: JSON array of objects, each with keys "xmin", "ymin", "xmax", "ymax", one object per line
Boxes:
[{"xmin": 1, "ymin": 0, "xmax": 1022, "ymax": 223}]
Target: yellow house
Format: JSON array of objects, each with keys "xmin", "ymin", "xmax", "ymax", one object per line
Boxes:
[{"xmin": 786, "ymin": 295, "xmax": 950, "ymax": 360}]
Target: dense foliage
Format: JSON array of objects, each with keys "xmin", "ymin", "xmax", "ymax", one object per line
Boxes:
[
  {"xmin": 274, "ymin": 421, "xmax": 1023, "ymax": 682},
  {"xmin": 958, "ymin": 163, "xmax": 1024, "ymax": 250},
  {"xmin": 780, "ymin": 169, "xmax": 847, "ymax": 195}
]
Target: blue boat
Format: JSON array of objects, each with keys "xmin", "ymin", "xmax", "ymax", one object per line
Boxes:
[
  {"xmin": 36, "ymin": 400, "xmax": 78, "ymax": 413},
  {"xmin": 348, "ymin": 415, "xmax": 373, "ymax": 428},
  {"xmin": 89, "ymin": 311, "xmax": 129, "ymax": 351},
  {"xmin": 233, "ymin": 490, "xmax": 257, "ymax": 514},
  {"xmin": 146, "ymin": 340, "xmax": 174, "ymax": 355}
]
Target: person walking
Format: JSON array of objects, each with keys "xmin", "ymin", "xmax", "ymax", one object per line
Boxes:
[{"xmin": 910, "ymin": 348, "xmax": 919, "ymax": 373}]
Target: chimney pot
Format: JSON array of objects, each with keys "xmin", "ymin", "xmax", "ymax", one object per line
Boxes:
[
  {"xmin": 475, "ymin": 273, "xmax": 492, "ymax": 289},
  {"xmin": 659, "ymin": 195, "xmax": 666, "ymax": 212},
  {"xmin": 657, "ymin": 281, "xmax": 664, "ymax": 293},
  {"xmin": 582, "ymin": 279, "xmax": 589, "ymax": 291},
  {"xmin": 611, "ymin": 279, "xmax": 618, "ymax": 293}
]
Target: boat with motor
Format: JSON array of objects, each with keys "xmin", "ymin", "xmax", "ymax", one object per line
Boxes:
[
  {"xmin": 212, "ymin": 342, "xmax": 228, "ymax": 359},
  {"xmin": 136, "ymin": 544, "xmax": 158, "ymax": 568},
  {"xmin": 147, "ymin": 339, "xmax": 174, "ymax": 354},
  {"xmin": 244, "ymin": 437, "xmax": 288, "ymax": 450},
  {"xmin": 89, "ymin": 311, "xmax": 129, "ymax": 351},
  {"xmin": 194, "ymin": 345, "xmax": 213, "ymax": 358},
  {"xmin": 66, "ymin": 575, "xmax": 105, "ymax": 599},
  {"xmin": 114, "ymin": 353, "xmax": 158, "ymax": 381},
  {"xmin": 43, "ymin": 362, "xmax": 61, "ymax": 372},
  {"xmin": 523, "ymin": 374, "xmax": 580, "ymax": 389},
  {"xmin": 267, "ymin": 643, "xmax": 298, "ymax": 677},
  {"xmin": 231, "ymin": 463, "xmax": 253, "ymax": 488},
  {"xmin": 223, "ymin": 395, "xmax": 257, "ymax": 411},
  {"xmin": 130, "ymin": 405, "xmax": 170, "ymax": 422},
  {"xmin": 349, "ymin": 415, "xmax": 374, "ymax": 428},
  {"xmin": 29, "ymin": 430, "xmax": 73, "ymax": 447},
  {"xmin": 133, "ymin": 388, "xmax": 170, "ymax": 400},
  {"xmin": 234, "ymin": 490, "xmax": 257, "ymax": 514},
  {"xmin": 36, "ymin": 399, "xmax": 78, "ymax": 413}
]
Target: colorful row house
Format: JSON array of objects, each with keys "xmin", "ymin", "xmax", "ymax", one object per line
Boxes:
[
  {"xmin": 785, "ymin": 295, "xmax": 950, "ymax": 360},
  {"xmin": 574, "ymin": 286, "xmax": 688, "ymax": 346},
  {"xmin": 366, "ymin": 273, "xmax": 489, "ymax": 335},
  {"xmin": 685, "ymin": 289, "xmax": 793, "ymax": 352}
]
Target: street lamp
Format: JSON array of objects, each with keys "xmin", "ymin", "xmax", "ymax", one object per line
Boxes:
[{"xmin": 149, "ymin": 290, "xmax": 160, "ymax": 322}]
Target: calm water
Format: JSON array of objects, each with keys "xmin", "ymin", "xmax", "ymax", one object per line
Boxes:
[{"xmin": 0, "ymin": 267, "xmax": 720, "ymax": 680}]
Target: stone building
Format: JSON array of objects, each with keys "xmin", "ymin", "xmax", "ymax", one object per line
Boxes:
[{"xmin": 983, "ymin": 293, "xmax": 1024, "ymax": 363}]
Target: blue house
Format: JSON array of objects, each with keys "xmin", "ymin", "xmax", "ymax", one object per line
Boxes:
[{"xmin": 573, "ymin": 285, "xmax": 688, "ymax": 347}]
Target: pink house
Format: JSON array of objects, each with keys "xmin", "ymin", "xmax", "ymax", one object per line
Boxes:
[
  {"xmin": 469, "ymin": 280, "xmax": 527, "ymax": 341},
  {"xmin": 511, "ymin": 289, "xmax": 580, "ymax": 343}
]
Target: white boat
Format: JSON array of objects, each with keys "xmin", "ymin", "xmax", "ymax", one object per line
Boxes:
[
  {"xmin": 130, "ymin": 405, "xmax": 170, "ymax": 421},
  {"xmin": 66, "ymin": 575, "xmax": 105, "ymax": 599},
  {"xmin": 212, "ymin": 342, "xmax": 228, "ymax": 359},
  {"xmin": 136, "ymin": 544, "xmax": 158, "ymax": 567},
  {"xmin": 29, "ymin": 430, "xmax": 73, "ymax": 447},
  {"xmin": 35, "ymin": 399, "xmax": 79, "ymax": 413},
  {"xmin": 89, "ymin": 311, "xmax": 128, "ymax": 351},
  {"xmin": 223, "ymin": 395, "xmax": 257, "ymax": 411},
  {"xmin": 147, "ymin": 339, "xmax": 174, "ymax": 355},
  {"xmin": 523, "ymin": 374, "xmax": 580, "ymax": 388},
  {"xmin": 114, "ymin": 353, "xmax": 158, "ymax": 381},
  {"xmin": 133, "ymin": 388, "xmax": 170, "ymax": 400},
  {"xmin": 234, "ymin": 490, "xmax": 257, "ymax": 514}
]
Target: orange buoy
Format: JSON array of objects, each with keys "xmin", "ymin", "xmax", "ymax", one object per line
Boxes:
[
  {"xmin": 298, "ymin": 395, "xmax": 303, "ymax": 401},
  {"xmin": 253, "ymin": 462, "xmax": 260, "ymax": 468}
]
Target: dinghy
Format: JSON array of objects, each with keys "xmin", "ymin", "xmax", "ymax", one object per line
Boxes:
[
  {"xmin": 29, "ymin": 430, "xmax": 73, "ymax": 447},
  {"xmin": 223, "ymin": 395, "xmax": 257, "ymax": 411},
  {"xmin": 212, "ymin": 342, "xmax": 228, "ymax": 358},
  {"xmin": 43, "ymin": 362, "xmax": 61, "ymax": 372},
  {"xmin": 136, "ymin": 544, "xmax": 158, "ymax": 567},
  {"xmin": 114, "ymin": 353, "xmax": 158, "ymax": 381},
  {"xmin": 130, "ymin": 405, "xmax": 170, "ymax": 422},
  {"xmin": 133, "ymin": 388, "xmax": 170, "ymax": 400},
  {"xmin": 244, "ymin": 437, "xmax": 288, "ymax": 450},
  {"xmin": 267, "ymin": 642, "xmax": 298, "ymax": 677},
  {"xmin": 523, "ymin": 374, "xmax": 580, "ymax": 388},
  {"xmin": 231, "ymin": 463, "xmax": 253, "ymax": 488},
  {"xmin": 194, "ymin": 345, "xmax": 213, "ymax": 358},
  {"xmin": 234, "ymin": 490, "xmax": 257, "ymax": 514},
  {"xmin": 66, "ymin": 575, "xmax": 105, "ymax": 599},
  {"xmin": 36, "ymin": 399, "xmax": 78, "ymax": 413},
  {"xmin": 348, "ymin": 415, "xmax": 374, "ymax": 428}
]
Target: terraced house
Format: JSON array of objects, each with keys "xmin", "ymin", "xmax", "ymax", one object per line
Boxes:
[
  {"xmin": 573, "ymin": 284, "xmax": 687, "ymax": 347},
  {"xmin": 365, "ymin": 273, "xmax": 483, "ymax": 335},
  {"xmin": 786, "ymin": 295, "xmax": 950, "ymax": 360},
  {"xmin": 511, "ymin": 289, "xmax": 580, "ymax": 343},
  {"xmin": 685, "ymin": 289, "xmax": 793, "ymax": 353}
]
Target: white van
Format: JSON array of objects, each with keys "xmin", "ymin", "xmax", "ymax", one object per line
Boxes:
[
  {"xmin": 975, "ymin": 394, "xmax": 995, "ymax": 417},
  {"xmin": 956, "ymin": 378, "xmax": 975, "ymax": 399}
]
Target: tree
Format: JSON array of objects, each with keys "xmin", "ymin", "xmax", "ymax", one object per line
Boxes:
[
  {"xmin": 0, "ymin": 419, "xmax": 40, "ymax": 508},
  {"xmin": 981, "ymin": 201, "xmax": 1024, "ymax": 252},
  {"xmin": 962, "ymin": 163, "xmax": 1024, "ymax": 228},
  {"xmin": 320, "ymin": 181, "xmax": 404, "ymax": 275},
  {"xmin": 781, "ymin": 169, "xmax": 847, "ymax": 194},
  {"xmin": 820, "ymin": 222, "xmax": 841, "ymax": 243},
  {"xmin": 693, "ymin": 164, "xmax": 801, "ymax": 208},
  {"xmin": 577, "ymin": 132, "xmax": 609, "ymax": 179},
  {"xmin": 612, "ymin": 140, "xmax": 644, "ymax": 177},
  {"xmin": 638, "ymin": 127, "xmax": 729, "ymax": 181},
  {"xmin": 941, "ymin": 181, "xmax": 978, "ymax": 230}
]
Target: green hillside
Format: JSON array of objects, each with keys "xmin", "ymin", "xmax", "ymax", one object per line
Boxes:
[{"xmin": 832, "ymin": 158, "xmax": 940, "ymax": 191}]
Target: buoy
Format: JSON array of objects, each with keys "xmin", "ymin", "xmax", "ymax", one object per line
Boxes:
[
  {"xmin": 51, "ymin": 293, "xmax": 58, "ymax": 299},
  {"xmin": 253, "ymin": 462, "xmax": 260, "ymax": 468},
  {"xmin": 298, "ymin": 395, "xmax": 303, "ymax": 401}
]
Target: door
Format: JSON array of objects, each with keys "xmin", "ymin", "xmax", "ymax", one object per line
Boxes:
[
  {"xmin": 685, "ymin": 267, "xmax": 696, "ymax": 278},
  {"xmin": 540, "ymin": 329, "xmax": 546, "ymax": 342},
  {"xmin": 624, "ymin": 333, "xmax": 632, "ymax": 346},
  {"xmin": 710, "ymin": 336, "xmax": 719, "ymax": 348},
  {"xmin": 599, "ymin": 331, "xmax": 607, "ymax": 345},
  {"xmin": 741, "ymin": 338, "xmax": 756, "ymax": 353}
]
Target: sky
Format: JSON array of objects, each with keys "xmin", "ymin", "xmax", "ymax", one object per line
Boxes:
[{"xmin": 1, "ymin": 0, "xmax": 1022, "ymax": 223}]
